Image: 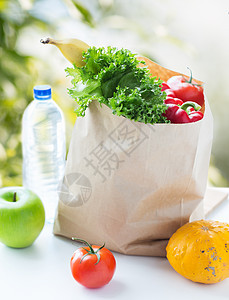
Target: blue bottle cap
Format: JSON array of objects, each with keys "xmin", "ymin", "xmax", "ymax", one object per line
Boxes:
[{"xmin": 33, "ymin": 85, "xmax": 52, "ymax": 100}]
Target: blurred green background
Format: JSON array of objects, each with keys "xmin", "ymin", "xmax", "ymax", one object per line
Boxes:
[{"xmin": 1, "ymin": 0, "xmax": 229, "ymax": 187}]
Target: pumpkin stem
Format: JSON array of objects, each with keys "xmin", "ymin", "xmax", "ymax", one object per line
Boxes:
[{"xmin": 201, "ymin": 226, "xmax": 209, "ymax": 231}]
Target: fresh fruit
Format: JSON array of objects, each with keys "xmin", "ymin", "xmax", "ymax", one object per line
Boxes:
[
  {"xmin": 166, "ymin": 219, "xmax": 229, "ymax": 284},
  {"xmin": 40, "ymin": 37, "xmax": 89, "ymax": 66},
  {"xmin": 0, "ymin": 186, "xmax": 45, "ymax": 248},
  {"xmin": 167, "ymin": 68, "xmax": 204, "ymax": 107},
  {"xmin": 70, "ymin": 239, "xmax": 116, "ymax": 288}
]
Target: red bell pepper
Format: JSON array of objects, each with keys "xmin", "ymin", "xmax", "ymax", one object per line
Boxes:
[
  {"xmin": 180, "ymin": 101, "xmax": 204, "ymax": 123},
  {"xmin": 164, "ymin": 100, "xmax": 203, "ymax": 124},
  {"xmin": 164, "ymin": 96, "xmax": 183, "ymax": 106},
  {"xmin": 160, "ymin": 82, "xmax": 176, "ymax": 98},
  {"xmin": 161, "ymin": 82, "xmax": 170, "ymax": 91},
  {"xmin": 165, "ymin": 89, "xmax": 176, "ymax": 98}
]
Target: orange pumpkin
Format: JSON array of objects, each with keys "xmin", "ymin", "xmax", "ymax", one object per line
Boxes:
[{"xmin": 166, "ymin": 219, "xmax": 229, "ymax": 284}]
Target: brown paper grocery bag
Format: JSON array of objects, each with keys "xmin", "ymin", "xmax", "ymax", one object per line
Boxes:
[{"xmin": 53, "ymin": 94, "xmax": 213, "ymax": 257}]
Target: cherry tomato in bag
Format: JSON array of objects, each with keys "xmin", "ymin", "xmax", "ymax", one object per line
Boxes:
[{"xmin": 70, "ymin": 239, "xmax": 116, "ymax": 289}]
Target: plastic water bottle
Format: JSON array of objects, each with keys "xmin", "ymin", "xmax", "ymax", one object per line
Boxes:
[{"xmin": 22, "ymin": 85, "xmax": 66, "ymax": 222}]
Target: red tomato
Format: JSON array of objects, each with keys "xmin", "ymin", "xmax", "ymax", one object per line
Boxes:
[
  {"xmin": 167, "ymin": 70, "xmax": 204, "ymax": 107},
  {"xmin": 70, "ymin": 239, "xmax": 116, "ymax": 289}
]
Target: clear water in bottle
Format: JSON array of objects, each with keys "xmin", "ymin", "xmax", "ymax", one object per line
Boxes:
[{"xmin": 22, "ymin": 85, "xmax": 66, "ymax": 222}]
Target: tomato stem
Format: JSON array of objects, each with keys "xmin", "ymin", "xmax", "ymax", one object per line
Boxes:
[
  {"xmin": 182, "ymin": 67, "xmax": 202, "ymax": 87},
  {"xmin": 13, "ymin": 192, "xmax": 17, "ymax": 202},
  {"xmin": 72, "ymin": 238, "xmax": 105, "ymax": 265},
  {"xmin": 187, "ymin": 67, "xmax": 193, "ymax": 84},
  {"xmin": 72, "ymin": 238, "xmax": 95, "ymax": 253},
  {"xmin": 97, "ymin": 243, "xmax": 105, "ymax": 252}
]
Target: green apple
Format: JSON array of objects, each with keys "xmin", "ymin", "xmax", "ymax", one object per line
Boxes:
[{"xmin": 0, "ymin": 186, "xmax": 45, "ymax": 248}]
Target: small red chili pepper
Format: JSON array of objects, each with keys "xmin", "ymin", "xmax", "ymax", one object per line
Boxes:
[{"xmin": 165, "ymin": 101, "xmax": 203, "ymax": 124}]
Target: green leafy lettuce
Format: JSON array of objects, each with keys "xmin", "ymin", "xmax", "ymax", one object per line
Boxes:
[{"xmin": 66, "ymin": 46, "xmax": 169, "ymax": 124}]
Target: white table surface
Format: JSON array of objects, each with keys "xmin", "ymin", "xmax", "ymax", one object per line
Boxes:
[{"xmin": 1, "ymin": 188, "xmax": 229, "ymax": 300}]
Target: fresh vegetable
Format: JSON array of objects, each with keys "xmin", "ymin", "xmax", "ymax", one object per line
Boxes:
[
  {"xmin": 165, "ymin": 89, "xmax": 176, "ymax": 98},
  {"xmin": 160, "ymin": 82, "xmax": 170, "ymax": 91},
  {"xmin": 166, "ymin": 220, "xmax": 229, "ymax": 284},
  {"xmin": 180, "ymin": 101, "xmax": 204, "ymax": 122},
  {"xmin": 165, "ymin": 104, "xmax": 190, "ymax": 124},
  {"xmin": 164, "ymin": 96, "xmax": 183, "ymax": 106},
  {"xmin": 42, "ymin": 38, "xmax": 204, "ymax": 124},
  {"xmin": 162, "ymin": 77, "xmax": 204, "ymax": 123},
  {"xmin": 161, "ymin": 82, "xmax": 176, "ymax": 98},
  {"xmin": 164, "ymin": 99, "xmax": 203, "ymax": 124},
  {"xmin": 66, "ymin": 47, "xmax": 169, "ymax": 124},
  {"xmin": 70, "ymin": 238, "xmax": 116, "ymax": 288},
  {"xmin": 167, "ymin": 68, "xmax": 204, "ymax": 107}
]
